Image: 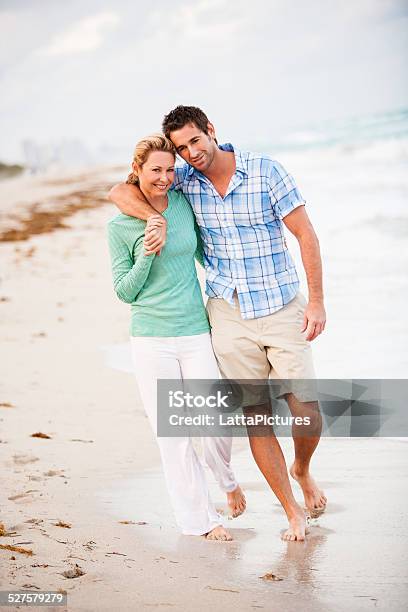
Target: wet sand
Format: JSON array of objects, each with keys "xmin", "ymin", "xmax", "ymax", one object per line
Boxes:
[
  {"xmin": 100, "ymin": 437, "xmax": 408, "ymax": 611},
  {"xmin": 1, "ymin": 168, "xmax": 407, "ymax": 611}
]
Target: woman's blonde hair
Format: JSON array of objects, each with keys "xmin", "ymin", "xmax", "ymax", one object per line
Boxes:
[{"xmin": 126, "ymin": 133, "xmax": 176, "ymax": 184}]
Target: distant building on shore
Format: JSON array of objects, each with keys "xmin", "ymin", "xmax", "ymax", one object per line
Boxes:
[{"xmin": 21, "ymin": 139, "xmax": 130, "ymax": 173}]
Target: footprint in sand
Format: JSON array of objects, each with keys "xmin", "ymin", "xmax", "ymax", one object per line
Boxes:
[
  {"xmin": 13, "ymin": 454, "xmax": 39, "ymax": 465},
  {"xmin": 8, "ymin": 490, "xmax": 39, "ymax": 503},
  {"xmin": 28, "ymin": 475, "xmax": 43, "ymax": 482},
  {"xmin": 61, "ymin": 565, "xmax": 85, "ymax": 579},
  {"xmin": 53, "ymin": 521, "xmax": 72, "ymax": 529},
  {"xmin": 43, "ymin": 469, "xmax": 65, "ymax": 477}
]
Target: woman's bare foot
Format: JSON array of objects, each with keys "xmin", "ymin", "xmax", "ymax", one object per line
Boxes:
[
  {"xmin": 282, "ymin": 507, "xmax": 309, "ymax": 542},
  {"xmin": 205, "ymin": 526, "xmax": 233, "ymax": 541},
  {"xmin": 290, "ymin": 463, "xmax": 327, "ymax": 518},
  {"xmin": 226, "ymin": 485, "xmax": 246, "ymax": 518}
]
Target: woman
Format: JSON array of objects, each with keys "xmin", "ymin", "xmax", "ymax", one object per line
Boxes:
[{"xmin": 107, "ymin": 134, "xmax": 245, "ymax": 540}]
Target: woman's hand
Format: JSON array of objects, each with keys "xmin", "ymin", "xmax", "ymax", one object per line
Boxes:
[{"xmin": 144, "ymin": 214, "xmax": 167, "ymax": 256}]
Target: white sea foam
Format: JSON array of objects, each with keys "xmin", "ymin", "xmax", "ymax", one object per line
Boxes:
[{"xmin": 275, "ymin": 117, "xmax": 408, "ymax": 378}]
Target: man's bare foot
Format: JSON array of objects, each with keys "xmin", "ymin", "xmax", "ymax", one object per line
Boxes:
[
  {"xmin": 205, "ymin": 526, "xmax": 233, "ymax": 541},
  {"xmin": 226, "ymin": 485, "xmax": 246, "ymax": 518},
  {"xmin": 290, "ymin": 463, "xmax": 327, "ymax": 518},
  {"xmin": 281, "ymin": 508, "xmax": 309, "ymax": 542}
]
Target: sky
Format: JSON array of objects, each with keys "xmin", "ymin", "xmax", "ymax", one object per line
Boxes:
[{"xmin": 0, "ymin": 0, "xmax": 407, "ymax": 163}]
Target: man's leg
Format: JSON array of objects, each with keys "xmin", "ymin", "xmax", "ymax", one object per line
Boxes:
[
  {"xmin": 207, "ymin": 297, "xmax": 308, "ymax": 541},
  {"xmin": 243, "ymin": 401, "xmax": 309, "ymax": 541},
  {"xmin": 284, "ymin": 393, "xmax": 327, "ymax": 516},
  {"xmin": 263, "ymin": 292, "xmax": 327, "ymax": 516}
]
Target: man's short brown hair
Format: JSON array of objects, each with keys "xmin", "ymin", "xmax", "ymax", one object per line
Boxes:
[{"xmin": 162, "ymin": 106, "xmax": 210, "ymax": 139}]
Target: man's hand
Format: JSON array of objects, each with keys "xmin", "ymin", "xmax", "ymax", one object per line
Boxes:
[
  {"xmin": 144, "ymin": 215, "xmax": 167, "ymax": 256},
  {"xmin": 301, "ymin": 300, "xmax": 326, "ymax": 341},
  {"xmin": 283, "ymin": 207, "xmax": 325, "ymax": 342}
]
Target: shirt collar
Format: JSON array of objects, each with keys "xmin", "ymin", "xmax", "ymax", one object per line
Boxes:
[{"xmin": 187, "ymin": 143, "xmax": 248, "ymax": 177}]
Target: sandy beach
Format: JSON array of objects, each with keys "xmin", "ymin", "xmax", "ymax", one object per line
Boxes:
[{"xmin": 1, "ymin": 165, "xmax": 407, "ymax": 611}]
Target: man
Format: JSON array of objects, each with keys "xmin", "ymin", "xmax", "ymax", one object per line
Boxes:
[{"xmin": 109, "ymin": 106, "xmax": 327, "ymax": 541}]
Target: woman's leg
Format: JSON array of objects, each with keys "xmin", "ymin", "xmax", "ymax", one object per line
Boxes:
[
  {"xmin": 130, "ymin": 336, "xmax": 223, "ymax": 536},
  {"xmin": 176, "ymin": 333, "xmax": 246, "ymax": 517}
]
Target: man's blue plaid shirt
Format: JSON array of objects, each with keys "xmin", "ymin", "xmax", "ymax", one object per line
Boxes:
[{"xmin": 173, "ymin": 143, "xmax": 306, "ymax": 320}]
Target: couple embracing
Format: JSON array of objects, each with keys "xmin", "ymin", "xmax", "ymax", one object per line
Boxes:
[{"xmin": 107, "ymin": 105, "xmax": 327, "ymax": 542}]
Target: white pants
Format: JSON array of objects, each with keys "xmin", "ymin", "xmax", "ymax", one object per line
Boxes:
[{"xmin": 130, "ymin": 332, "xmax": 237, "ymax": 536}]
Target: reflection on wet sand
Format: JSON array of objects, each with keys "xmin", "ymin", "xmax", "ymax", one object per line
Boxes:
[
  {"xmin": 100, "ymin": 437, "xmax": 408, "ymax": 610},
  {"xmin": 275, "ymin": 529, "xmax": 331, "ymax": 585}
]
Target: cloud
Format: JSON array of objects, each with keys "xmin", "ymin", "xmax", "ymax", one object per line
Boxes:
[
  {"xmin": 0, "ymin": 0, "xmax": 406, "ymax": 162},
  {"xmin": 166, "ymin": 0, "xmax": 244, "ymax": 39},
  {"xmin": 38, "ymin": 11, "xmax": 120, "ymax": 57}
]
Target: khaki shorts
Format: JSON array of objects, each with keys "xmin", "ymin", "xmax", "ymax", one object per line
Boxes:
[{"xmin": 206, "ymin": 292, "xmax": 317, "ymax": 405}]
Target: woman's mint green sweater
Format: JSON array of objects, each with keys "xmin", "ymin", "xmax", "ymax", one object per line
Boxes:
[{"xmin": 107, "ymin": 190, "xmax": 210, "ymax": 337}]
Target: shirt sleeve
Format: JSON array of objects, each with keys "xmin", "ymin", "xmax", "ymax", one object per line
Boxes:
[
  {"xmin": 193, "ymin": 219, "xmax": 205, "ymax": 268},
  {"xmin": 108, "ymin": 222, "xmax": 156, "ymax": 303},
  {"xmin": 268, "ymin": 160, "xmax": 306, "ymax": 219},
  {"xmin": 170, "ymin": 162, "xmax": 188, "ymax": 191}
]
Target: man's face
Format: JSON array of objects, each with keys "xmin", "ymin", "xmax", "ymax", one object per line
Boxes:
[{"xmin": 169, "ymin": 122, "xmax": 218, "ymax": 172}]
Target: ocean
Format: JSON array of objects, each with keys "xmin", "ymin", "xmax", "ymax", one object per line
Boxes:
[{"xmin": 269, "ymin": 108, "xmax": 408, "ymax": 378}]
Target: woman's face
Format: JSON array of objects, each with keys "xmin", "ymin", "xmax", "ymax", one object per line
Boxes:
[{"xmin": 134, "ymin": 151, "xmax": 175, "ymax": 198}]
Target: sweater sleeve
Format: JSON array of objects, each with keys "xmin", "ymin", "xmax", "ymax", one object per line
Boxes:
[
  {"xmin": 108, "ymin": 222, "xmax": 156, "ymax": 304},
  {"xmin": 193, "ymin": 219, "xmax": 205, "ymax": 268}
]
